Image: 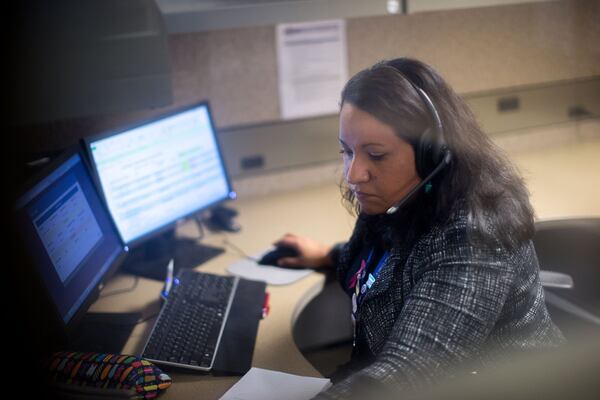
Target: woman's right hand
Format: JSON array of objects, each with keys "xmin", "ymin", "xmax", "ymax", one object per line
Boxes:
[{"xmin": 273, "ymin": 233, "xmax": 334, "ymax": 270}]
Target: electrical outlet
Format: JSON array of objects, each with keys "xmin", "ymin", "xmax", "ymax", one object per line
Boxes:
[
  {"xmin": 241, "ymin": 155, "xmax": 265, "ymax": 170},
  {"xmin": 497, "ymin": 96, "xmax": 520, "ymax": 112},
  {"xmin": 568, "ymin": 105, "xmax": 591, "ymax": 119}
]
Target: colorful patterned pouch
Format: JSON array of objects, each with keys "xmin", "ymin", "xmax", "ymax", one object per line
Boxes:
[{"xmin": 48, "ymin": 351, "xmax": 172, "ymax": 399}]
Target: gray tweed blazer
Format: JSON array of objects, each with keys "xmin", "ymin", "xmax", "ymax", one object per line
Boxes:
[{"xmin": 315, "ymin": 207, "xmax": 564, "ymax": 399}]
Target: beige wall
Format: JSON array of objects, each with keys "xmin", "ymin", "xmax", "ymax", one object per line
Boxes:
[
  {"xmin": 12, "ymin": 0, "xmax": 600, "ymax": 154},
  {"xmin": 170, "ymin": 0, "xmax": 600, "ymax": 127},
  {"xmin": 347, "ymin": 0, "xmax": 600, "ymax": 94}
]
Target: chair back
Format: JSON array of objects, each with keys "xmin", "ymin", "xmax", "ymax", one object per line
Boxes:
[{"xmin": 533, "ymin": 218, "xmax": 600, "ymax": 336}]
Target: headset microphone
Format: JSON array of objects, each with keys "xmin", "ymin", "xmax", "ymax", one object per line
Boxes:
[{"xmin": 386, "ymin": 150, "xmax": 451, "ymax": 214}]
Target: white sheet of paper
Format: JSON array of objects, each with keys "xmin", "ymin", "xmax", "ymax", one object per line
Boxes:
[
  {"xmin": 276, "ymin": 19, "xmax": 348, "ymax": 120},
  {"xmin": 219, "ymin": 367, "xmax": 332, "ymax": 400},
  {"xmin": 227, "ymin": 249, "xmax": 312, "ymax": 286}
]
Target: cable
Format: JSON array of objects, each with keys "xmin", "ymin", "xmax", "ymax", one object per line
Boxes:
[
  {"xmin": 195, "ymin": 216, "xmax": 206, "ymax": 240},
  {"xmin": 99, "ymin": 276, "xmax": 140, "ymax": 298},
  {"xmin": 97, "ymin": 312, "xmax": 161, "ymax": 327},
  {"xmin": 221, "ymin": 236, "xmax": 259, "ymax": 262},
  {"xmin": 135, "ymin": 312, "xmax": 160, "ymax": 325}
]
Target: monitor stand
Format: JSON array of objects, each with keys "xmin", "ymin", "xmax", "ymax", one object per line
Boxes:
[
  {"xmin": 121, "ymin": 230, "xmax": 225, "ymax": 281},
  {"xmin": 67, "ymin": 312, "xmax": 142, "ymax": 354}
]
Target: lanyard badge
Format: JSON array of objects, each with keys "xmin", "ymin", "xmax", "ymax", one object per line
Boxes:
[{"xmin": 350, "ymin": 249, "xmax": 389, "ymax": 347}]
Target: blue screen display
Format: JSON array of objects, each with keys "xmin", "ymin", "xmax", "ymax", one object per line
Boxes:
[{"xmin": 14, "ymin": 153, "xmax": 124, "ymax": 324}]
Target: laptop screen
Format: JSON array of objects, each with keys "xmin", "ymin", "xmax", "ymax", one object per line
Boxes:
[
  {"xmin": 85, "ymin": 103, "xmax": 234, "ymax": 245},
  {"xmin": 14, "ymin": 151, "xmax": 124, "ymax": 325}
]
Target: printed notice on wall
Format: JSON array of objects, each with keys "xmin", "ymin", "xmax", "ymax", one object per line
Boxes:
[{"xmin": 276, "ymin": 19, "xmax": 348, "ymax": 120}]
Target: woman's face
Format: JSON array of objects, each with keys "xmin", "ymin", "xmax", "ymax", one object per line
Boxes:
[{"xmin": 339, "ymin": 103, "xmax": 421, "ymax": 215}]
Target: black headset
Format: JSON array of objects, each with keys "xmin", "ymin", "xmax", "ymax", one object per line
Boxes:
[{"xmin": 385, "ymin": 69, "xmax": 452, "ymax": 214}]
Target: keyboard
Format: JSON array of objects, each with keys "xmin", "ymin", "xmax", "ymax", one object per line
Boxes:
[{"xmin": 141, "ymin": 270, "xmax": 239, "ymax": 371}]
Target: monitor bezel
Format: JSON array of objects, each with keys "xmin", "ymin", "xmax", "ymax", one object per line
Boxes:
[
  {"xmin": 12, "ymin": 145, "xmax": 128, "ymax": 336},
  {"xmin": 82, "ymin": 101, "xmax": 236, "ymax": 247}
]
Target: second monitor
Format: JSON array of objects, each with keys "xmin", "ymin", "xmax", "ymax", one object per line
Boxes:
[{"xmin": 84, "ymin": 102, "xmax": 236, "ymax": 280}]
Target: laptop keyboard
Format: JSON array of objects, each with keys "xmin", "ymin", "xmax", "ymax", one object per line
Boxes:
[{"xmin": 142, "ymin": 270, "xmax": 238, "ymax": 371}]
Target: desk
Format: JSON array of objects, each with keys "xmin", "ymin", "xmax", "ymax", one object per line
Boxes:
[
  {"xmin": 88, "ymin": 139, "xmax": 600, "ymax": 399},
  {"xmin": 89, "ymin": 183, "xmax": 355, "ymax": 399}
]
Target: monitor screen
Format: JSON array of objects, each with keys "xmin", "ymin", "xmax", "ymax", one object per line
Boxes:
[
  {"xmin": 85, "ymin": 102, "xmax": 234, "ymax": 245},
  {"xmin": 13, "ymin": 150, "xmax": 125, "ymax": 326}
]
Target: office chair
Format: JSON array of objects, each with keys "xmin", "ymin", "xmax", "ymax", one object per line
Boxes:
[{"xmin": 533, "ymin": 218, "xmax": 600, "ymax": 333}]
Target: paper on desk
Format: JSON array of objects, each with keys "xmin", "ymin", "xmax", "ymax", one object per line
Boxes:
[
  {"xmin": 219, "ymin": 367, "xmax": 332, "ymax": 400},
  {"xmin": 227, "ymin": 250, "xmax": 312, "ymax": 285}
]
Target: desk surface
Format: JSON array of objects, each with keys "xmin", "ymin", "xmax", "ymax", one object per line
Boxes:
[
  {"xmin": 89, "ymin": 139, "xmax": 600, "ymax": 399},
  {"xmin": 90, "ymin": 183, "xmax": 355, "ymax": 399}
]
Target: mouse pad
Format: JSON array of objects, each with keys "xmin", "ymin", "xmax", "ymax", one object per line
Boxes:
[{"xmin": 228, "ymin": 248, "xmax": 312, "ymax": 285}]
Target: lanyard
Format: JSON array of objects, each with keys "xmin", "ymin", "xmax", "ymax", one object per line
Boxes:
[{"xmin": 350, "ymin": 248, "xmax": 389, "ymax": 346}]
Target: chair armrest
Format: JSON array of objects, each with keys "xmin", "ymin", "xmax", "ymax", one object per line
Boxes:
[
  {"xmin": 544, "ymin": 291, "xmax": 600, "ymax": 326},
  {"xmin": 540, "ymin": 270, "xmax": 574, "ymax": 289}
]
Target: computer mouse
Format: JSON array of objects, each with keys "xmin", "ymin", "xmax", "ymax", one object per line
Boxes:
[{"xmin": 257, "ymin": 245, "xmax": 300, "ymax": 266}]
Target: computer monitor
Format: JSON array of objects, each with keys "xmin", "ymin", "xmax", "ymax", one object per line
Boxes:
[
  {"xmin": 13, "ymin": 148, "xmax": 127, "ymax": 340},
  {"xmin": 83, "ymin": 102, "xmax": 235, "ymax": 279}
]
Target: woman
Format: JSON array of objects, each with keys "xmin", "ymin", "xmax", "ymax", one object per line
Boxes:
[{"xmin": 274, "ymin": 58, "xmax": 564, "ymax": 398}]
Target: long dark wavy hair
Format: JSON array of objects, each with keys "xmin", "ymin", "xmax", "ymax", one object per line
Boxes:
[{"xmin": 339, "ymin": 58, "xmax": 535, "ymax": 250}]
